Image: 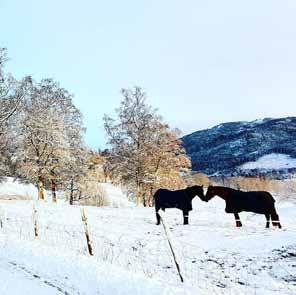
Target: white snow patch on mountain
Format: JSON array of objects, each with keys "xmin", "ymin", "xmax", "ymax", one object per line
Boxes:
[{"xmin": 240, "ymin": 153, "xmax": 296, "ymax": 170}]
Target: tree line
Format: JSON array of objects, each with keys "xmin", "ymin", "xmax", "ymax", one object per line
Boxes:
[{"xmin": 0, "ymin": 47, "xmax": 191, "ymax": 206}]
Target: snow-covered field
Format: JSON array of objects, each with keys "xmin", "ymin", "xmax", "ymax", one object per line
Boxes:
[
  {"xmin": 0, "ymin": 181, "xmax": 295, "ymax": 294},
  {"xmin": 0, "ymin": 178, "xmax": 38, "ymax": 200}
]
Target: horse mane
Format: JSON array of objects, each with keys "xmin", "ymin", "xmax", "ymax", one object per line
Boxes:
[
  {"xmin": 211, "ymin": 186, "xmax": 238, "ymax": 193},
  {"xmin": 184, "ymin": 186, "xmax": 195, "ymax": 196}
]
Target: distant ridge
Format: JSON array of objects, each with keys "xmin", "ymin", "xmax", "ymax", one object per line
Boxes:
[{"xmin": 182, "ymin": 117, "xmax": 296, "ymax": 176}]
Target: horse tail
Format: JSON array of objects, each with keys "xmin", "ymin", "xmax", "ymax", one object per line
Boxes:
[
  {"xmin": 264, "ymin": 191, "xmax": 275, "ymax": 203},
  {"xmin": 154, "ymin": 190, "xmax": 161, "ymax": 210},
  {"xmin": 266, "ymin": 192, "xmax": 281, "ymax": 227}
]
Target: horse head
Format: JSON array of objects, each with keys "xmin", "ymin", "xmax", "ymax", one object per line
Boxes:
[
  {"xmin": 186, "ymin": 185, "xmax": 206, "ymax": 201},
  {"xmin": 204, "ymin": 185, "xmax": 215, "ymax": 202}
]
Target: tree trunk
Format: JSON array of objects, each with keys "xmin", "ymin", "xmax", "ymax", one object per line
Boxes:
[
  {"xmin": 148, "ymin": 187, "xmax": 154, "ymax": 207},
  {"xmin": 51, "ymin": 179, "xmax": 57, "ymax": 203},
  {"xmin": 136, "ymin": 183, "xmax": 142, "ymax": 206},
  {"xmin": 143, "ymin": 195, "xmax": 147, "ymax": 207},
  {"xmin": 38, "ymin": 177, "xmax": 45, "ymax": 201}
]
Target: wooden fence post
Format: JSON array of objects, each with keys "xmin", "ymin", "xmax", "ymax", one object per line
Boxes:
[
  {"xmin": 159, "ymin": 210, "xmax": 184, "ymax": 283},
  {"xmin": 0, "ymin": 207, "xmax": 4, "ymax": 229},
  {"xmin": 32, "ymin": 205, "xmax": 39, "ymax": 238},
  {"xmin": 80, "ymin": 207, "xmax": 93, "ymax": 256}
]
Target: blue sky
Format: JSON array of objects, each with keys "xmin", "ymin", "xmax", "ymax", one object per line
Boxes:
[{"xmin": 1, "ymin": 0, "xmax": 296, "ymax": 149}]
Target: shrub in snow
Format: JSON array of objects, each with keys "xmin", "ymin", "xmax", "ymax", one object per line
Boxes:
[{"xmin": 78, "ymin": 182, "xmax": 132, "ymax": 208}]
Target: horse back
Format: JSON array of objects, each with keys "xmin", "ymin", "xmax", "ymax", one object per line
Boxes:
[
  {"xmin": 248, "ymin": 191, "xmax": 275, "ymax": 203},
  {"xmin": 230, "ymin": 190, "xmax": 275, "ymax": 213},
  {"xmin": 154, "ymin": 188, "xmax": 192, "ymax": 211}
]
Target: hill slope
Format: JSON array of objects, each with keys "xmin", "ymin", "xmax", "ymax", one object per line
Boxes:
[{"xmin": 182, "ymin": 117, "xmax": 296, "ymax": 176}]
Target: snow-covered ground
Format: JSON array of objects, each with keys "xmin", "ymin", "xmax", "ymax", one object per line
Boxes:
[
  {"xmin": 0, "ymin": 177, "xmax": 39, "ymax": 200},
  {"xmin": 0, "ymin": 235, "xmax": 188, "ymax": 295},
  {"xmin": 0, "ymin": 194, "xmax": 295, "ymax": 295},
  {"xmin": 0, "ymin": 177, "xmax": 133, "ymax": 208},
  {"xmin": 240, "ymin": 153, "xmax": 296, "ymax": 170},
  {"xmin": 97, "ymin": 182, "xmax": 134, "ymax": 208}
]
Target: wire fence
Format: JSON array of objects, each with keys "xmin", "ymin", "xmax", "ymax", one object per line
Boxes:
[{"xmin": 0, "ymin": 204, "xmax": 295, "ymax": 295}]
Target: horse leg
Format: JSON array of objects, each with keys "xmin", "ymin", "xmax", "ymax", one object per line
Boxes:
[
  {"xmin": 270, "ymin": 207, "xmax": 282, "ymax": 229},
  {"xmin": 183, "ymin": 210, "xmax": 189, "ymax": 225},
  {"xmin": 155, "ymin": 206, "xmax": 161, "ymax": 225},
  {"xmin": 265, "ymin": 214, "xmax": 270, "ymax": 228},
  {"xmin": 234, "ymin": 212, "xmax": 242, "ymax": 227}
]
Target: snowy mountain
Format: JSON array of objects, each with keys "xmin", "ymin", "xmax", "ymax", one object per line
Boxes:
[{"xmin": 182, "ymin": 117, "xmax": 296, "ymax": 176}]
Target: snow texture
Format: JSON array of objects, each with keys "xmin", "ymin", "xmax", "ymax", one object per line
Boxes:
[{"xmin": 0, "ymin": 179, "xmax": 295, "ymax": 295}]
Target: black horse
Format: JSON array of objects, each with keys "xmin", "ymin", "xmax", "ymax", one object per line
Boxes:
[
  {"xmin": 154, "ymin": 185, "xmax": 205, "ymax": 225},
  {"xmin": 205, "ymin": 186, "xmax": 282, "ymax": 228}
]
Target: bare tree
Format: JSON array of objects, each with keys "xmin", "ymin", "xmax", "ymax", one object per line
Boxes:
[
  {"xmin": 142, "ymin": 125, "xmax": 191, "ymax": 206},
  {"xmin": 104, "ymin": 87, "xmax": 191, "ymax": 205},
  {"xmin": 0, "ymin": 48, "xmax": 32, "ymax": 176},
  {"xmin": 63, "ymin": 146, "xmax": 88, "ymax": 205},
  {"xmin": 0, "ymin": 48, "xmax": 30, "ymax": 130},
  {"xmin": 17, "ymin": 78, "xmax": 84, "ymax": 202}
]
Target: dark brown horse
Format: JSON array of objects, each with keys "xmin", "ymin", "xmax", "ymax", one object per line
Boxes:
[
  {"xmin": 205, "ymin": 186, "xmax": 282, "ymax": 228},
  {"xmin": 154, "ymin": 185, "xmax": 205, "ymax": 225}
]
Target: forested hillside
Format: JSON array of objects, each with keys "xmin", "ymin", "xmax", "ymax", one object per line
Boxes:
[{"xmin": 182, "ymin": 117, "xmax": 296, "ymax": 176}]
